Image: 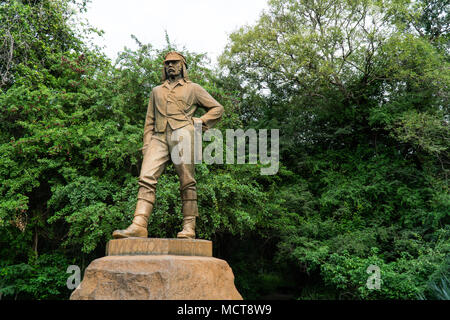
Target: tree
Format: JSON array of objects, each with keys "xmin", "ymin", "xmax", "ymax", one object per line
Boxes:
[
  {"xmin": 0, "ymin": 0, "xmax": 278, "ymax": 299},
  {"xmin": 220, "ymin": 0, "xmax": 449, "ymax": 299}
]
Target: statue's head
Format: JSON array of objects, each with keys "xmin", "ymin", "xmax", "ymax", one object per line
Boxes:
[{"xmin": 162, "ymin": 51, "xmax": 188, "ymax": 81}]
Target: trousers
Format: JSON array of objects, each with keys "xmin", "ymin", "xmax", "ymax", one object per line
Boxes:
[{"xmin": 137, "ymin": 123, "xmax": 198, "ymax": 216}]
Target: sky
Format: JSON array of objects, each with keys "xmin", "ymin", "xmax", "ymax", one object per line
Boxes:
[{"xmin": 82, "ymin": 0, "xmax": 269, "ymax": 66}]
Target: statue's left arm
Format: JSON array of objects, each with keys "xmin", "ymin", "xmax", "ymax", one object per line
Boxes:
[{"xmin": 193, "ymin": 84, "xmax": 224, "ymax": 130}]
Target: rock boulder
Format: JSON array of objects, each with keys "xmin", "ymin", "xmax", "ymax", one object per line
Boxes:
[{"xmin": 70, "ymin": 255, "xmax": 242, "ymax": 300}]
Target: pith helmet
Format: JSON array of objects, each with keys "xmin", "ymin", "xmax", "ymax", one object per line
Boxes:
[{"xmin": 163, "ymin": 51, "xmax": 188, "ymax": 69}]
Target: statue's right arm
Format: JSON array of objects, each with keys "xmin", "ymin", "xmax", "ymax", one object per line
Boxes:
[{"xmin": 142, "ymin": 91, "xmax": 155, "ymax": 155}]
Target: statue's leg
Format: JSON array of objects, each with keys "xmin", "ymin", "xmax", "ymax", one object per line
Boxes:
[
  {"xmin": 112, "ymin": 134, "xmax": 169, "ymax": 239},
  {"xmin": 176, "ymin": 170, "xmax": 198, "ymax": 239},
  {"xmin": 169, "ymin": 124, "xmax": 198, "ymax": 239}
]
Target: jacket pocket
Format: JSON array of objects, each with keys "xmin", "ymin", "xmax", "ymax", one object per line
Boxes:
[{"xmin": 177, "ymin": 98, "xmax": 191, "ymax": 111}]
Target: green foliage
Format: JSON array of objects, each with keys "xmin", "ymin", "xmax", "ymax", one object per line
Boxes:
[
  {"xmin": 420, "ymin": 275, "xmax": 450, "ymax": 300},
  {"xmin": 0, "ymin": 0, "xmax": 448, "ymax": 300},
  {"xmin": 0, "ymin": 0, "xmax": 270, "ymax": 300},
  {"xmin": 220, "ymin": 0, "xmax": 449, "ymax": 299},
  {"xmin": 0, "ymin": 253, "xmax": 72, "ymax": 300}
]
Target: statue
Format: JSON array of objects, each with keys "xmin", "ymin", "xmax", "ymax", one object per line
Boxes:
[{"xmin": 112, "ymin": 51, "xmax": 224, "ymax": 239}]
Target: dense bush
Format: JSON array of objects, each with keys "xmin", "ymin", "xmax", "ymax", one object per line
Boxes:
[
  {"xmin": 219, "ymin": 0, "xmax": 449, "ymax": 299},
  {"xmin": 0, "ymin": 0, "xmax": 448, "ymax": 299}
]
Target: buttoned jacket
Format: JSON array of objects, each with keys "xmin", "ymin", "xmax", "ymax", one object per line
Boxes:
[{"xmin": 143, "ymin": 78, "xmax": 224, "ymax": 150}]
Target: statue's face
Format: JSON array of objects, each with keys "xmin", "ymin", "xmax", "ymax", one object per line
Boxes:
[{"xmin": 164, "ymin": 60, "xmax": 183, "ymax": 78}]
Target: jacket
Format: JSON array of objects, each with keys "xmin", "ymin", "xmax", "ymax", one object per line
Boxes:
[{"xmin": 142, "ymin": 78, "xmax": 224, "ymax": 150}]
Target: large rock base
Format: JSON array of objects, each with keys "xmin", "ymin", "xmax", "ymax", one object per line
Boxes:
[{"xmin": 70, "ymin": 255, "xmax": 242, "ymax": 300}]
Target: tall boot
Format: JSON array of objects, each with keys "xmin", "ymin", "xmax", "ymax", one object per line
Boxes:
[
  {"xmin": 177, "ymin": 216, "xmax": 196, "ymax": 239},
  {"xmin": 112, "ymin": 199, "xmax": 153, "ymax": 239},
  {"xmin": 177, "ymin": 200, "xmax": 198, "ymax": 239}
]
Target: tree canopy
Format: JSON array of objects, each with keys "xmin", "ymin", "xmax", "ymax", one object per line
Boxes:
[{"xmin": 0, "ymin": 0, "xmax": 448, "ymax": 299}]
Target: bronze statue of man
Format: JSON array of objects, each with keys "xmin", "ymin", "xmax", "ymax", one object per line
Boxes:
[{"xmin": 112, "ymin": 51, "xmax": 224, "ymax": 239}]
